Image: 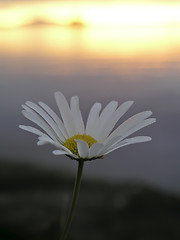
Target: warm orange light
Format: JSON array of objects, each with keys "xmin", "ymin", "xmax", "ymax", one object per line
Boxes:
[
  {"xmin": 0, "ymin": 1, "xmax": 180, "ymax": 28},
  {"xmin": 0, "ymin": 1, "xmax": 180, "ymax": 66},
  {"xmin": 1, "ymin": 25, "xmax": 180, "ymax": 61}
]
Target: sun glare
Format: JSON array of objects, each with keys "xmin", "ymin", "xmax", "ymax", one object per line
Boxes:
[
  {"xmin": 1, "ymin": 25, "xmax": 180, "ymax": 63},
  {"xmin": 0, "ymin": 1, "xmax": 180, "ymax": 28},
  {"xmin": 0, "ymin": 1, "xmax": 180, "ymax": 64}
]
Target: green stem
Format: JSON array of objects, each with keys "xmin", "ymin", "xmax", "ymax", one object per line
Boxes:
[{"xmin": 61, "ymin": 160, "xmax": 84, "ymax": 240}]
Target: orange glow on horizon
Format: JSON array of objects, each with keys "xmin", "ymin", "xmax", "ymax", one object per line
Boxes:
[
  {"xmin": 1, "ymin": 26, "xmax": 180, "ymax": 63},
  {"xmin": 0, "ymin": 1, "xmax": 180, "ymax": 28},
  {"xmin": 1, "ymin": 1, "xmax": 180, "ymax": 68}
]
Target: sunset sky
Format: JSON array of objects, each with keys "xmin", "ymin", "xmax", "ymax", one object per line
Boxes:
[
  {"xmin": 1, "ymin": 0, "xmax": 180, "ymax": 193},
  {"xmin": 0, "ymin": 0, "xmax": 180, "ymax": 62},
  {"xmin": 0, "ymin": 0, "xmax": 180, "ymax": 29}
]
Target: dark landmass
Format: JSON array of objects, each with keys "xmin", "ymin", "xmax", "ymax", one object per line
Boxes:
[
  {"xmin": 0, "ymin": 19, "xmax": 85, "ymax": 30},
  {"xmin": 20, "ymin": 19, "xmax": 62, "ymax": 28},
  {"xmin": 0, "ymin": 159, "xmax": 180, "ymax": 240}
]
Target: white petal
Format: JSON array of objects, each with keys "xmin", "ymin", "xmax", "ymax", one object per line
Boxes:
[
  {"xmin": 104, "ymin": 140, "xmax": 129, "ymax": 155},
  {"xmin": 52, "ymin": 143, "xmax": 73, "ymax": 154},
  {"xmin": 19, "ymin": 125, "xmax": 55, "ymax": 146},
  {"xmin": 53, "ymin": 141, "xmax": 78, "ymax": 158},
  {"xmin": 22, "ymin": 110, "xmax": 57, "ymax": 142},
  {"xmin": 125, "ymin": 136, "xmax": 152, "ymax": 144},
  {"xmin": 119, "ymin": 118, "xmax": 156, "ymax": 141},
  {"xmin": 52, "ymin": 150, "xmax": 78, "ymax": 159},
  {"xmin": 93, "ymin": 101, "xmax": 118, "ymax": 140},
  {"xmin": 54, "ymin": 91, "xmax": 76, "ymax": 137},
  {"xmin": 105, "ymin": 118, "xmax": 156, "ymax": 149},
  {"xmin": 112, "ymin": 118, "xmax": 156, "ymax": 147},
  {"xmin": 104, "ymin": 136, "xmax": 152, "ymax": 155},
  {"xmin": 19, "ymin": 125, "xmax": 48, "ymax": 138},
  {"xmin": 53, "ymin": 143, "xmax": 80, "ymax": 159},
  {"xmin": 86, "ymin": 103, "xmax": 102, "ymax": 136},
  {"xmin": 105, "ymin": 111, "xmax": 153, "ymax": 143},
  {"xmin": 97, "ymin": 135, "xmax": 122, "ymax": 156},
  {"xmin": 37, "ymin": 140, "xmax": 50, "ymax": 146},
  {"xmin": 38, "ymin": 101, "xmax": 68, "ymax": 139},
  {"xmin": 25, "ymin": 101, "xmax": 65, "ymax": 142},
  {"xmin": 98, "ymin": 101, "xmax": 134, "ymax": 142},
  {"xmin": 38, "ymin": 136, "xmax": 54, "ymax": 144},
  {"xmin": 75, "ymin": 140, "xmax": 89, "ymax": 158},
  {"xmin": 22, "ymin": 105, "xmax": 59, "ymax": 141},
  {"xmin": 52, "ymin": 150, "xmax": 68, "ymax": 155},
  {"xmin": 89, "ymin": 142, "xmax": 104, "ymax": 158},
  {"xmin": 70, "ymin": 96, "xmax": 85, "ymax": 134}
]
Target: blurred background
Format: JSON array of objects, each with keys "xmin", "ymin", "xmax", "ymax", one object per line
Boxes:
[{"xmin": 0, "ymin": 0, "xmax": 180, "ymax": 239}]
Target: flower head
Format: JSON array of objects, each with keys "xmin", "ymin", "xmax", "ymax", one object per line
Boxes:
[{"xmin": 19, "ymin": 91, "xmax": 156, "ymax": 161}]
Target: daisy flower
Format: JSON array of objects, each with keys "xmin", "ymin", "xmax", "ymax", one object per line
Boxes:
[
  {"xmin": 19, "ymin": 91, "xmax": 156, "ymax": 161},
  {"xmin": 19, "ymin": 91, "xmax": 156, "ymax": 240}
]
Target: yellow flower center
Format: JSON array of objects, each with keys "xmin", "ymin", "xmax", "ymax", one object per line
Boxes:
[{"xmin": 64, "ymin": 134, "xmax": 97, "ymax": 156}]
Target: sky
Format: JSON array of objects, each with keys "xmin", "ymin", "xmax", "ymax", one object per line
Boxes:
[
  {"xmin": 1, "ymin": 0, "xmax": 180, "ymax": 193},
  {"xmin": 1, "ymin": 0, "xmax": 180, "ymax": 29}
]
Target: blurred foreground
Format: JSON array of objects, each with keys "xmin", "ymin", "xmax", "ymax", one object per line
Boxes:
[{"xmin": 0, "ymin": 159, "xmax": 180, "ymax": 240}]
